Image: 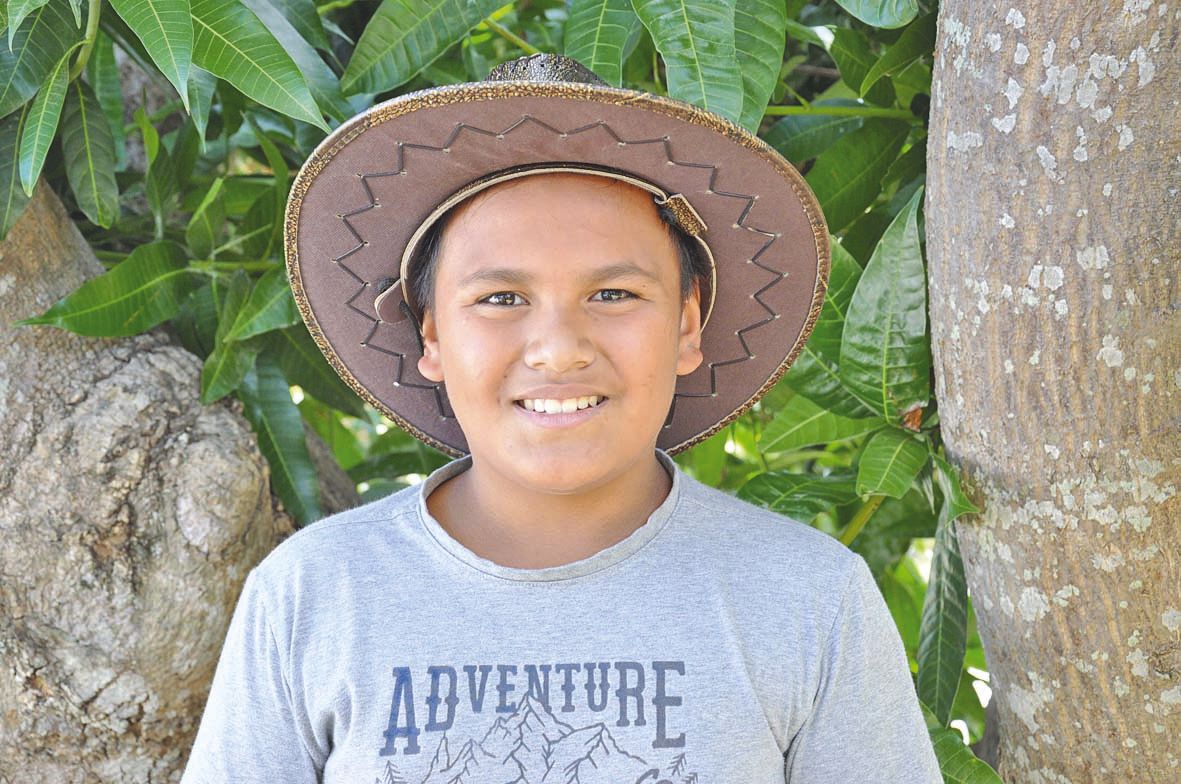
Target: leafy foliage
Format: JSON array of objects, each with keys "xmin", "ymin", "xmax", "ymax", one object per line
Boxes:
[{"xmin": 1, "ymin": 0, "xmax": 996, "ymax": 776}]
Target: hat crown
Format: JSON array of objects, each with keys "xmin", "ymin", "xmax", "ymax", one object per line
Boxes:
[{"xmin": 485, "ymin": 53, "xmax": 607, "ymax": 86}]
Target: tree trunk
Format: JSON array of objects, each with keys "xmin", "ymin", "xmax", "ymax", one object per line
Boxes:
[
  {"xmin": 0, "ymin": 186, "xmax": 294, "ymax": 783},
  {"xmin": 927, "ymin": 2, "xmax": 1179, "ymax": 781}
]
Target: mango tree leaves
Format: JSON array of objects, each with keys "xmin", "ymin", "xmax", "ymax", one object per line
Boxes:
[
  {"xmin": 341, "ymin": 0, "xmax": 503, "ymax": 95},
  {"xmin": 269, "ymin": 325, "xmax": 368, "ymax": 418},
  {"xmin": 107, "ymin": 0, "xmax": 193, "ymax": 108},
  {"xmin": 18, "ymin": 45, "xmax": 74, "ymax": 195},
  {"xmin": 827, "ymin": 27, "xmax": 894, "ymax": 107},
  {"xmin": 190, "ymin": 0, "xmax": 326, "ymax": 130},
  {"xmin": 860, "ymin": 11, "xmax": 936, "ymax": 97},
  {"xmin": 61, "ymin": 79, "xmax": 119, "ymax": 228},
  {"xmin": 87, "ymin": 31, "xmax": 126, "ymax": 169},
  {"xmin": 763, "ymin": 99, "xmax": 864, "ymax": 165},
  {"xmin": 805, "ymin": 118, "xmax": 909, "ymax": 233},
  {"xmin": 932, "ymin": 454, "xmax": 981, "ymax": 520},
  {"xmin": 133, "ymin": 108, "xmax": 180, "ymax": 238},
  {"xmin": 239, "ymin": 352, "xmax": 323, "ymax": 526},
  {"xmin": 856, "ymin": 425, "xmax": 928, "ymax": 498},
  {"xmin": 224, "ymin": 265, "xmax": 301, "ymax": 341},
  {"xmin": 186, "ymin": 177, "xmax": 226, "ymax": 258},
  {"xmin": 17, "ymin": 241, "xmax": 197, "ymax": 335},
  {"xmin": 733, "ymin": 0, "xmax": 787, "ymax": 131},
  {"xmin": 783, "ymin": 239, "xmax": 880, "ymax": 418},
  {"xmin": 929, "ymin": 727, "xmax": 1004, "ymax": 783},
  {"xmin": 7, "ymin": 0, "xmax": 53, "ymax": 48},
  {"xmin": 737, "ymin": 471, "xmax": 859, "ymax": 522},
  {"xmin": 265, "ymin": 0, "xmax": 332, "ymax": 55},
  {"xmin": 917, "ymin": 457, "xmax": 972, "ymax": 726},
  {"xmin": 241, "ymin": 0, "xmax": 353, "ymax": 123},
  {"xmin": 632, "ymin": 0, "xmax": 743, "ymax": 123},
  {"xmin": 834, "ymin": 0, "xmax": 919, "ymax": 30},
  {"xmin": 564, "ymin": 0, "xmax": 641, "ymax": 88},
  {"xmin": 0, "ymin": 106, "xmax": 32, "ymax": 239},
  {"xmin": 201, "ymin": 270, "xmax": 261, "ymax": 402},
  {"xmin": 839, "ymin": 187, "xmax": 929, "ymax": 422},
  {"xmin": 761, "ymin": 390, "xmax": 883, "ymax": 454},
  {"xmin": 0, "ymin": 0, "xmax": 83, "ymax": 119}
]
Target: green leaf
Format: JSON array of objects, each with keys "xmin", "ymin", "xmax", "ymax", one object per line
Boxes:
[
  {"xmin": 134, "ymin": 108, "xmax": 180, "ymax": 238},
  {"xmin": 838, "ymin": 186, "xmax": 929, "ymax": 420},
  {"xmin": 7, "ymin": 0, "xmax": 51, "ymax": 49},
  {"xmin": 763, "ymin": 99, "xmax": 864, "ymax": 165},
  {"xmin": 87, "ymin": 31, "xmax": 126, "ymax": 169},
  {"xmin": 806, "ymin": 118, "xmax": 908, "ymax": 233},
  {"xmin": 929, "ymin": 727, "xmax": 1003, "ymax": 783},
  {"xmin": 733, "ymin": 0, "xmax": 786, "ymax": 131},
  {"xmin": 18, "ymin": 45, "xmax": 74, "ymax": 195},
  {"xmin": 860, "ymin": 11, "xmax": 936, "ymax": 96},
  {"xmin": 851, "ymin": 488, "xmax": 935, "ymax": 580},
  {"xmin": 186, "ymin": 65, "xmax": 217, "ymax": 145},
  {"xmin": 632, "ymin": 0, "xmax": 743, "ymax": 123},
  {"xmin": 341, "ymin": 0, "xmax": 503, "ymax": 95},
  {"xmin": 298, "ymin": 394, "xmax": 366, "ymax": 470},
  {"xmin": 856, "ymin": 425, "xmax": 928, "ymax": 498},
  {"xmin": 737, "ymin": 471, "xmax": 859, "ymax": 523},
  {"xmin": 201, "ymin": 270, "xmax": 261, "ymax": 402},
  {"xmin": 834, "ymin": 0, "xmax": 919, "ymax": 30},
  {"xmin": 783, "ymin": 19, "xmax": 824, "ymax": 48},
  {"xmin": 563, "ymin": 0, "xmax": 641, "ymax": 88},
  {"xmin": 17, "ymin": 241, "xmax": 196, "ymax": 336},
  {"xmin": 933, "ymin": 454, "xmax": 981, "ymax": 521},
  {"xmin": 269, "ymin": 325, "xmax": 368, "ymax": 418},
  {"xmin": 917, "ymin": 489, "xmax": 969, "ymax": 725},
  {"xmin": 108, "ymin": 0, "xmax": 193, "ymax": 109},
  {"xmin": 186, "ymin": 177, "xmax": 226, "ymax": 258},
  {"xmin": 239, "ymin": 352, "xmax": 323, "ymax": 526},
  {"xmin": 827, "ymin": 27, "xmax": 894, "ymax": 107},
  {"xmin": 0, "ymin": 105, "xmax": 33, "ymax": 240},
  {"xmin": 0, "ymin": 0, "xmax": 83, "ymax": 120},
  {"xmin": 172, "ymin": 275, "xmax": 228, "ymax": 357},
  {"xmin": 241, "ymin": 0, "xmax": 352, "ymax": 123},
  {"xmin": 265, "ymin": 0, "xmax": 332, "ymax": 54},
  {"xmin": 226, "ymin": 265, "xmax": 300, "ymax": 341},
  {"xmin": 190, "ymin": 0, "xmax": 326, "ymax": 130},
  {"xmin": 783, "ymin": 239, "xmax": 878, "ymax": 418},
  {"xmin": 60, "ymin": 79, "xmax": 119, "ymax": 227},
  {"xmin": 881, "ymin": 137, "xmax": 926, "ymax": 190},
  {"xmin": 761, "ymin": 390, "xmax": 883, "ymax": 453}
]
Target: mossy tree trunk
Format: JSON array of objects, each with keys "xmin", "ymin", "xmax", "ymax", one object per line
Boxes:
[{"xmin": 927, "ymin": 2, "xmax": 1179, "ymax": 780}]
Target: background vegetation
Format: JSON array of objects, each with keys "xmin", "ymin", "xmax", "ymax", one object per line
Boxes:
[{"xmin": 1, "ymin": 0, "xmax": 998, "ymax": 778}]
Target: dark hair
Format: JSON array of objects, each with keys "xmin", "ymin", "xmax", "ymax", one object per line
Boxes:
[{"xmin": 405, "ymin": 201, "xmax": 712, "ymax": 315}]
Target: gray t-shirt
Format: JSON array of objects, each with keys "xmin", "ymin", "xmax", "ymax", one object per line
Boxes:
[{"xmin": 181, "ymin": 452, "xmax": 941, "ymax": 783}]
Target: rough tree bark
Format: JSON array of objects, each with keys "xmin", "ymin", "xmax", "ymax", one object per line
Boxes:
[
  {"xmin": 927, "ymin": 2, "xmax": 1178, "ymax": 781},
  {"xmin": 0, "ymin": 185, "xmax": 352, "ymax": 781}
]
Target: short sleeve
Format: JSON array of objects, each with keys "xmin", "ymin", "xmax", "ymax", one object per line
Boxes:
[
  {"xmin": 180, "ymin": 568, "xmax": 322, "ymax": 783},
  {"xmin": 784, "ymin": 556, "xmax": 942, "ymax": 783}
]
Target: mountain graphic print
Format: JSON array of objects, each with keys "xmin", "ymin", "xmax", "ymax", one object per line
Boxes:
[{"xmin": 372, "ymin": 661, "xmax": 699, "ymax": 783}]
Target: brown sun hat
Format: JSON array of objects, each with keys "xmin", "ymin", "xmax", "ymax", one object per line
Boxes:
[{"xmin": 285, "ymin": 53, "xmax": 829, "ymax": 457}]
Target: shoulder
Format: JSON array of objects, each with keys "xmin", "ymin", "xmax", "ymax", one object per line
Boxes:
[
  {"xmin": 249, "ymin": 481, "xmax": 422, "ymax": 587},
  {"xmin": 670, "ymin": 469, "xmax": 865, "ymax": 590}
]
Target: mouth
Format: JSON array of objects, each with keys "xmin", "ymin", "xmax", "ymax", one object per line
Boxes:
[{"xmin": 514, "ymin": 395, "xmax": 607, "ymax": 414}]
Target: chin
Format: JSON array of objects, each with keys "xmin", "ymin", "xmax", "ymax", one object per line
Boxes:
[{"xmin": 481, "ymin": 441, "xmax": 652, "ymax": 496}]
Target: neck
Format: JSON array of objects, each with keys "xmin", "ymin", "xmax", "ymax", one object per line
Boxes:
[{"xmin": 426, "ymin": 452, "xmax": 673, "ymax": 569}]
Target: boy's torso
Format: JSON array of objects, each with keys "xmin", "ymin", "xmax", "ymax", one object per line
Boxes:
[{"xmin": 255, "ymin": 459, "xmax": 855, "ymax": 783}]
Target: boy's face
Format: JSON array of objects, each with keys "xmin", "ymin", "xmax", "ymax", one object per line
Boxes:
[{"xmin": 417, "ymin": 172, "xmax": 704, "ymax": 495}]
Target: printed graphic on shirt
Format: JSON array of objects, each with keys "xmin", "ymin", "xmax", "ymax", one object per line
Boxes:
[{"xmin": 374, "ymin": 660, "xmax": 698, "ymax": 783}]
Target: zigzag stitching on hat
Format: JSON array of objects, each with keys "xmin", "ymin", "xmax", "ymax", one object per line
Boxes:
[
  {"xmin": 334, "ymin": 117, "xmax": 788, "ymax": 429},
  {"xmin": 361, "ymin": 321, "xmax": 456, "ymax": 419}
]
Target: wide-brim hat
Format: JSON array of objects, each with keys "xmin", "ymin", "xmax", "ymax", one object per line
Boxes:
[{"xmin": 285, "ymin": 54, "xmax": 829, "ymax": 457}]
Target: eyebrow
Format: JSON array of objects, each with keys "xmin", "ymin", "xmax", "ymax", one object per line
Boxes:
[{"xmin": 458, "ymin": 262, "xmax": 662, "ymax": 289}]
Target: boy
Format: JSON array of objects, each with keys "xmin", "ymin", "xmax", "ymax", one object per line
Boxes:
[{"xmin": 181, "ymin": 55, "xmax": 941, "ymax": 783}]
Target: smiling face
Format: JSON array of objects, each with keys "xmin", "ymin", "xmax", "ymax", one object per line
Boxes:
[{"xmin": 417, "ymin": 172, "xmax": 704, "ymax": 496}]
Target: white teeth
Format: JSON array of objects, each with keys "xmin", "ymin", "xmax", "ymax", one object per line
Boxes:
[{"xmin": 519, "ymin": 396, "xmax": 603, "ymax": 413}]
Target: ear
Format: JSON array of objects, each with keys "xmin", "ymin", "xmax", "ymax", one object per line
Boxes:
[
  {"xmin": 417, "ymin": 308, "xmax": 445, "ymax": 382},
  {"xmin": 676, "ymin": 280, "xmax": 704, "ymax": 376}
]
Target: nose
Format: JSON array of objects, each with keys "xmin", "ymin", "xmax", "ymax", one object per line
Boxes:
[{"xmin": 522, "ymin": 303, "xmax": 595, "ymax": 374}]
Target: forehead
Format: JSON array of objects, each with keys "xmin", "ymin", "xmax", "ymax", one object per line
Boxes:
[{"xmin": 435, "ymin": 172, "xmax": 677, "ymax": 279}]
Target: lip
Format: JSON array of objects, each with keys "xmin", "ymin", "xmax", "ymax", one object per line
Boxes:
[
  {"xmin": 511, "ymin": 385, "xmax": 607, "ymax": 401},
  {"xmin": 510, "ymin": 388, "xmax": 609, "ymax": 429}
]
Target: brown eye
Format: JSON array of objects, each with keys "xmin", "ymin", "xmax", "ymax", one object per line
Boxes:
[
  {"xmin": 592, "ymin": 289, "xmax": 634, "ymax": 302},
  {"xmin": 479, "ymin": 292, "xmax": 524, "ymax": 306}
]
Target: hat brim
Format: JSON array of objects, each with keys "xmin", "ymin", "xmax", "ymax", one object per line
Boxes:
[{"xmin": 286, "ymin": 81, "xmax": 829, "ymax": 457}]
